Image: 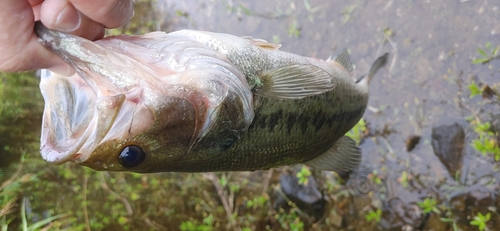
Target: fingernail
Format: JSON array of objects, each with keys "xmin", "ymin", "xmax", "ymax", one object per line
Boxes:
[
  {"xmin": 55, "ymin": 5, "xmax": 81, "ymax": 32},
  {"xmin": 49, "ymin": 63, "xmax": 75, "ymax": 77}
]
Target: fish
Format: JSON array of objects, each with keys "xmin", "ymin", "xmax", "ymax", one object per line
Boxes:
[{"xmin": 35, "ymin": 22, "xmax": 387, "ymax": 173}]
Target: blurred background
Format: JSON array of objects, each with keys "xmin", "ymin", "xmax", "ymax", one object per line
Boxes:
[{"xmin": 1, "ymin": 0, "xmax": 499, "ymax": 230}]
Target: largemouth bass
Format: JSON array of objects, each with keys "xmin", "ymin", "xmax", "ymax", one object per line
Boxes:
[{"xmin": 35, "ymin": 22, "xmax": 387, "ymax": 173}]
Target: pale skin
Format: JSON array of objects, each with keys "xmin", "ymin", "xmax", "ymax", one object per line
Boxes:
[{"xmin": 0, "ymin": 0, "xmax": 134, "ymax": 76}]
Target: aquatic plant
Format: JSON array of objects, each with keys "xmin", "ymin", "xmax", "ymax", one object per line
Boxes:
[
  {"xmin": 470, "ymin": 212, "xmax": 491, "ymax": 231},
  {"xmin": 287, "ymin": 20, "xmax": 301, "ymax": 38},
  {"xmin": 471, "ymin": 42, "xmax": 499, "ymax": 64},
  {"xmin": 179, "ymin": 214, "xmax": 214, "ymax": 231},
  {"xmin": 365, "ymin": 208, "xmax": 382, "ymax": 223},
  {"xmin": 1, "ymin": 153, "xmax": 66, "ymax": 231},
  {"xmin": 275, "ymin": 208, "xmax": 305, "ymax": 231},
  {"xmin": 467, "ymin": 79, "xmax": 500, "ymax": 161},
  {"xmin": 368, "ymin": 170, "xmax": 383, "ymax": 185},
  {"xmin": 417, "ymin": 198, "xmax": 439, "ymax": 214},
  {"xmin": 470, "ymin": 119, "xmax": 500, "ymax": 161},
  {"xmin": 468, "ymin": 81, "xmax": 482, "ymax": 98},
  {"xmin": 346, "ymin": 118, "xmax": 367, "ymax": 145},
  {"xmin": 440, "ymin": 217, "xmax": 459, "ymax": 231},
  {"xmin": 296, "ymin": 166, "xmax": 311, "ymax": 185}
]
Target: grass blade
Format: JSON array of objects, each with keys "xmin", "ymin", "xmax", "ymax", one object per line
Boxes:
[{"xmin": 477, "ymin": 48, "xmax": 487, "ymax": 57}]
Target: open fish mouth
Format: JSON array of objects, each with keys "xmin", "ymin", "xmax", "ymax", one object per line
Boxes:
[
  {"xmin": 39, "ymin": 69, "xmax": 153, "ymax": 164},
  {"xmin": 36, "ymin": 22, "xmax": 154, "ymax": 164},
  {"xmin": 39, "ymin": 70, "xmax": 99, "ymax": 163},
  {"xmin": 39, "ymin": 70, "xmax": 135, "ymax": 163}
]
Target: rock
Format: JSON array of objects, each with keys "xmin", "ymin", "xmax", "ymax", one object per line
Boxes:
[
  {"xmin": 274, "ymin": 171, "xmax": 325, "ymax": 219},
  {"xmin": 431, "ymin": 123, "xmax": 465, "ymax": 177},
  {"xmin": 406, "ymin": 135, "xmax": 421, "ymax": 152},
  {"xmin": 421, "ymin": 213, "xmax": 449, "ymax": 231}
]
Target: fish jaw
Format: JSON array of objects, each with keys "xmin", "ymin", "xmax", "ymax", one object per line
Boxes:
[
  {"xmin": 35, "ymin": 23, "xmax": 158, "ymax": 164},
  {"xmin": 39, "ymin": 70, "xmax": 154, "ymax": 164}
]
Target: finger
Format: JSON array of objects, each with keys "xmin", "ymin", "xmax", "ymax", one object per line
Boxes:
[
  {"xmin": 29, "ymin": 0, "xmax": 43, "ymax": 20},
  {"xmin": 40, "ymin": 0, "xmax": 105, "ymax": 41},
  {"xmin": 0, "ymin": 0, "xmax": 73, "ymax": 74},
  {"xmin": 70, "ymin": 0, "xmax": 134, "ymax": 28}
]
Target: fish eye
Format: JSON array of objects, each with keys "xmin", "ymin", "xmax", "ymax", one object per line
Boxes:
[{"xmin": 119, "ymin": 145, "xmax": 145, "ymax": 168}]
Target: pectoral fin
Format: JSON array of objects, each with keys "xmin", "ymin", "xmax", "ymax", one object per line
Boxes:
[
  {"xmin": 254, "ymin": 64, "xmax": 335, "ymax": 99},
  {"xmin": 303, "ymin": 136, "xmax": 361, "ymax": 174}
]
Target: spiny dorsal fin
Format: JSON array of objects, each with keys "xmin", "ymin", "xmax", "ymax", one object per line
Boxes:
[
  {"xmin": 254, "ymin": 64, "xmax": 335, "ymax": 99},
  {"xmin": 244, "ymin": 36, "xmax": 282, "ymax": 50},
  {"xmin": 327, "ymin": 48, "xmax": 354, "ymax": 74},
  {"xmin": 303, "ymin": 136, "xmax": 361, "ymax": 174}
]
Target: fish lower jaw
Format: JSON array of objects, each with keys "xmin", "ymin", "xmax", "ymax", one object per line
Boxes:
[
  {"xmin": 40, "ymin": 117, "xmax": 100, "ymax": 164},
  {"xmin": 40, "ymin": 144, "xmax": 81, "ymax": 164}
]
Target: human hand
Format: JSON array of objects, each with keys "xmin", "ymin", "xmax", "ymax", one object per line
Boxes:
[{"xmin": 0, "ymin": 0, "xmax": 134, "ymax": 75}]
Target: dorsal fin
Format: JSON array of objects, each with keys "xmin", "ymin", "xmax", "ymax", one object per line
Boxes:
[
  {"xmin": 244, "ymin": 36, "xmax": 282, "ymax": 50},
  {"xmin": 328, "ymin": 49, "xmax": 354, "ymax": 74}
]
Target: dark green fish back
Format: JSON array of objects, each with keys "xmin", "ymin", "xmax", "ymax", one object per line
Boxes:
[{"xmin": 142, "ymin": 78, "xmax": 367, "ymax": 172}]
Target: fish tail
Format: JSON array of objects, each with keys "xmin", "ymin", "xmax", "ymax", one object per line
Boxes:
[{"xmin": 356, "ymin": 53, "xmax": 389, "ymax": 86}]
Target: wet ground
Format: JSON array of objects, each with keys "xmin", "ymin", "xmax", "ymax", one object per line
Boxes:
[{"xmin": 1, "ymin": 0, "xmax": 500, "ymax": 230}]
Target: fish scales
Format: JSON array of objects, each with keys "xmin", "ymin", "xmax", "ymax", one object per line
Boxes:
[
  {"xmin": 169, "ymin": 31, "xmax": 317, "ymax": 80},
  {"xmin": 35, "ymin": 22, "xmax": 387, "ymax": 173}
]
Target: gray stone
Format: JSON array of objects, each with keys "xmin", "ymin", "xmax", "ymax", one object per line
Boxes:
[
  {"xmin": 274, "ymin": 172, "xmax": 325, "ymax": 220},
  {"xmin": 431, "ymin": 123, "xmax": 465, "ymax": 176}
]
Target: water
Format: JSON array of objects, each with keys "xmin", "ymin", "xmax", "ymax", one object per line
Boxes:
[
  {"xmin": 1, "ymin": 0, "xmax": 499, "ymax": 230},
  {"xmin": 159, "ymin": 1, "xmax": 500, "ymax": 228}
]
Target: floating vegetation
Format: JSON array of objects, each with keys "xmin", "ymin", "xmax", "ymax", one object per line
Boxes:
[{"xmin": 471, "ymin": 42, "xmax": 499, "ymax": 65}]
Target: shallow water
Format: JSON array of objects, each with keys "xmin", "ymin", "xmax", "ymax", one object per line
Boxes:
[
  {"xmin": 1, "ymin": 0, "xmax": 499, "ymax": 230},
  {"xmin": 156, "ymin": 0, "xmax": 500, "ymax": 229}
]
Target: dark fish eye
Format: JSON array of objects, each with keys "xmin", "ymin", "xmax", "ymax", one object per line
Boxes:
[{"xmin": 119, "ymin": 145, "xmax": 145, "ymax": 168}]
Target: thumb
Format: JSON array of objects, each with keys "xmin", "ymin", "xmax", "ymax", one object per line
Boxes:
[
  {"xmin": 40, "ymin": 0, "xmax": 105, "ymax": 41},
  {"xmin": 0, "ymin": 0, "xmax": 73, "ymax": 74}
]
